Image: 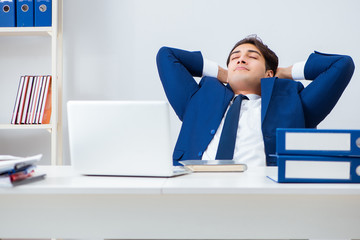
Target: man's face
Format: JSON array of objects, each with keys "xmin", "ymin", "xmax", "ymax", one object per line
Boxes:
[{"xmin": 227, "ymin": 43, "xmax": 273, "ymax": 94}]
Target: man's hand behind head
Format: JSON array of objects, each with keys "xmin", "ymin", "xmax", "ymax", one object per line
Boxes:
[
  {"xmin": 217, "ymin": 66, "xmax": 228, "ymax": 84},
  {"xmin": 275, "ymin": 66, "xmax": 293, "ymax": 80}
]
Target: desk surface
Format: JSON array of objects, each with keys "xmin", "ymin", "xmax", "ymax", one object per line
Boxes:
[
  {"xmin": 1, "ymin": 166, "xmax": 360, "ymax": 195},
  {"xmin": 1, "ymin": 166, "xmax": 360, "ymax": 239}
]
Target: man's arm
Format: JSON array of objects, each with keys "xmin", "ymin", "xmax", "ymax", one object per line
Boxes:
[
  {"xmin": 156, "ymin": 47, "xmax": 203, "ymax": 121},
  {"xmin": 299, "ymin": 52, "xmax": 355, "ymax": 127},
  {"xmin": 275, "ymin": 52, "xmax": 354, "ymax": 127}
]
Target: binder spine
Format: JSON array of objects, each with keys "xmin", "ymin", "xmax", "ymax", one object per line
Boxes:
[
  {"xmin": 277, "ymin": 155, "xmax": 360, "ymax": 183},
  {"xmin": 16, "ymin": 0, "xmax": 34, "ymax": 27},
  {"xmin": 34, "ymin": 0, "xmax": 51, "ymax": 27},
  {"xmin": 276, "ymin": 128, "xmax": 360, "ymax": 157},
  {"xmin": 0, "ymin": 0, "xmax": 16, "ymax": 27}
]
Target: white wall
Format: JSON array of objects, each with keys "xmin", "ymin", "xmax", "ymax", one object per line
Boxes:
[{"xmin": 1, "ymin": 0, "xmax": 359, "ymax": 164}]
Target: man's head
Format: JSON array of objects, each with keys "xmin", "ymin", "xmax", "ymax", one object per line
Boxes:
[{"xmin": 226, "ymin": 35, "xmax": 278, "ymax": 95}]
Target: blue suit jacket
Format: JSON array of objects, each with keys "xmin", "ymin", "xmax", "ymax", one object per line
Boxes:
[{"xmin": 156, "ymin": 47, "xmax": 355, "ymax": 166}]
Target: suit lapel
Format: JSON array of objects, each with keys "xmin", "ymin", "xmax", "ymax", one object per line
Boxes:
[
  {"xmin": 261, "ymin": 77, "xmax": 276, "ymax": 125},
  {"xmin": 197, "ymin": 83, "xmax": 234, "ymax": 154}
]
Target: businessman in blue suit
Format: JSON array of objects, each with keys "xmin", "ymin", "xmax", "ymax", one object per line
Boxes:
[{"xmin": 156, "ymin": 35, "xmax": 355, "ymax": 167}]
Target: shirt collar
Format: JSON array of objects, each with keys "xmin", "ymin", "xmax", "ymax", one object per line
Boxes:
[
  {"xmin": 234, "ymin": 93, "xmax": 261, "ymax": 100},
  {"xmin": 226, "ymin": 84, "xmax": 261, "ymax": 101}
]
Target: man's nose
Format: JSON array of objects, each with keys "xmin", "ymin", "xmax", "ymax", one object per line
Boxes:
[{"xmin": 237, "ymin": 57, "xmax": 247, "ymax": 64}]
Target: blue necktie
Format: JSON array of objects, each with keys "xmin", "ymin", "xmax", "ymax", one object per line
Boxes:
[{"xmin": 215, "ymin": 95, "xmax": 248, "ymax": 160}]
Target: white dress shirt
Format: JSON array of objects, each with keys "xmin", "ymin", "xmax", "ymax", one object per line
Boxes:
[{"xmin": 201, "ymin": 58, "xmax": 306, "ymax": 167}]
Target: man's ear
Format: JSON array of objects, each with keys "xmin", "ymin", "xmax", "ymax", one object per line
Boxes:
[{"xmin": 265, "ymin": 70, "xmax": 274, "ymax": 78}]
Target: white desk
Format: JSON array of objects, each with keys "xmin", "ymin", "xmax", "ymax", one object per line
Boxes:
[{"xmin": 0, "ymin": 166, "xmax": 360, "ymax": 239}]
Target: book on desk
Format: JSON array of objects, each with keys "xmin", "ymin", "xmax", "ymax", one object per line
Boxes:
[
  {"xmin": 268, "ymin": 128, "xmax": 360, "ymax": 183},
  {"xmin": 180, "ymin": 160, "xmax": 247, "ymax": 172},
  {"xmin": 0, "ymin": 154, "xmax": 46, "ymax": 187}
]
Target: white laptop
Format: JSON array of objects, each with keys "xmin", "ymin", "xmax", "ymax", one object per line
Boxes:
[{"xmin": 67, "ymin": 100, "xmax": 190, "ymax": 177}]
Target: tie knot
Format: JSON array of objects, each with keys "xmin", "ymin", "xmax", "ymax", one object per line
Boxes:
[
  {"xmin": 239, "ymin": 94, "xmax": 249, "ymax": 100},
  {"xmin": 233, "ymin": 94, "xmax": 248, "ymax": 103}
]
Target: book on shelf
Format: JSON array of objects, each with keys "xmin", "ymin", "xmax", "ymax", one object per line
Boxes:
[
  {"xmin": 15, "ymin": 75, "xmax": 30, "ymax": 124},
  {"xmin": 26, "ymin": 76, "xmax": 39, "ymax": 124},
  {"xmin": 11, "ymin": 75, "xmax": 52, "ymax": 125},
  {"xmin": 21, "ymin": 76, "xmax": 34, "ymax": 124},
  {"xmin": 40, "ymin": 75, "xmax": 52, "ymax": 124},
  {"xmin": 179, "ymin": 160, "xmax": 247, "ymax": 172},
  {"xmin": 0, "ymin": 154, "xmax": 45, "ymax": 187},
  {"xmin": 11, "ymin": 76, "xmax": 25, "ymax": 124}
]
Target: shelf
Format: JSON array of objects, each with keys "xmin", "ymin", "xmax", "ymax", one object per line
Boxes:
[
  {"xmin": 0, "ymin": 0, "xmax": 62, "ymax": 165},
  {"xmin": 0, "ymin": 27, "xmax": 52, "ymax": 36},
  {"xmin": 0, "ymin": 124, "xmax": 53, "ymax": 130}
]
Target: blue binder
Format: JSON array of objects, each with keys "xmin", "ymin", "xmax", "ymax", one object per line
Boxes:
[
  {"xmin": 276, "ymin": 128, "xmax": 360, "ymax": 157},
  {"xmin": 268, "ymin": 155, "xmax": 360, "ymax": 183},
  {"xmin": 34, "ymin": 0, "xmax": 51, "ymax": 27},
  {"xmin": 16, "ymin": 0, "xmax": 34, "ymax": 27},
  {"xmin": 0, "ymin": 0, "xmax": 16, "ymax": 27}
]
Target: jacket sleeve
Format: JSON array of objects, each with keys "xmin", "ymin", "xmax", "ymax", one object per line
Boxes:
[
  {"xmin": 300, "ymin": 51, "xmax": 355, "ymax": 127},
  {"xmin": 156, "ymin": 47, "xmax": 203, "ymax": 121}
]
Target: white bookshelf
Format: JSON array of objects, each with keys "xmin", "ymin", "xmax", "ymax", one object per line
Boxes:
[
  {"xmin": 0, "ymin": 27, "xmax": 52, "ymax": 36},
  {"xmin": 0, "ymin": 0, "xmax": 63, "ymax": 165}
]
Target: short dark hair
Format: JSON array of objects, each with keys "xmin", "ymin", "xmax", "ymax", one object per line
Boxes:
[{"xmin": 226, "ymin": 35, "xmax": 278, "ymax": 75}]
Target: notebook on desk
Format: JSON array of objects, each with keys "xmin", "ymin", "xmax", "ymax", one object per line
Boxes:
[{"xmin": 67, "ymin": 100, "xmax": 190, "ymax": 177}]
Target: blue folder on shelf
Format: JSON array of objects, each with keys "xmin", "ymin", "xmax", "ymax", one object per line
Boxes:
[
  {"xmin": 276, "ymin": 128, "xmax": 360, "ymax": 157},
  {"xmin": 0, "ymin": 0, "xmax": 16, "ymax": 27},
  {"xmin": 16, "ymin": 0, "xmax": 34, "ymax": 27},
  {"xmin": 34, "ymin": 0, "xmax": 51, "ymax": 27},
  {"xmin": 268, "ymin": 155, "xmax": 360, "ymax": 183}
]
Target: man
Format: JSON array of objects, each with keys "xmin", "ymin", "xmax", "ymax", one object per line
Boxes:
[{"xmin": 156, "ymin": 35, "xmax": 355, "ymax": 166}]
